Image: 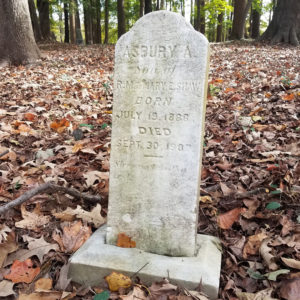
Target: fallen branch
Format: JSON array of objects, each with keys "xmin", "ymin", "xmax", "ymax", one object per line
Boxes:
[
  {"xmin": 0, "ymin": 182, "xmax": 102, "ymax": 215},
  {"xmin": 0, "ymin": 150, "xmax": 9, "ymax": 158}
]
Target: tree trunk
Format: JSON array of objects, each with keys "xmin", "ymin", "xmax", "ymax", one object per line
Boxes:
[
  {"xmin": 95, "ymin": 0, "xmax": 102, "ymax": 44},
  {"xmin": 75, "ymin": 0, "xmax": 83, "ymax": 44},
  {"xmin": 0, "ymin": 0, "xmax": 40, "ymax": 66},
  {"xmin": 37, "ymin": 0, "xmax": 51, "ymax": 40},
  {"xmin": 200, "ymin": 0, "xmax": 205, "ymax": 34},
  {"xmin": 117, "ymin": 0, "xmax": 126, "ymax": 38},
  {"xmin": 145, "ymin": 0, "xmax": 152, "ymax": 14},
  {"xmin": 194, "ymin": 0, "xmax": 200, "ymax": 31},
  {"xmin": 216, "ymin": 12, "xmax": 224, "ymax": 42},
  {"xmin": 64, "ymin": 2, "xmax": 69, "ymax": 43},
  {"xmin": 104, "ymin": 0, "xmax": 109, "ymax": 43},
  {"xmin": 190, "ymin": 0, "xmax": 194, "ymax": 25},
  {"xmin": 231, "ymin": 0, "xmax": 253, "ymax": 39},
  {"xmin": 261, "ymin": 0, "xmax": 300, "ymax": 45},
  {"xmin": 140, "ymin": 0, "xmax": 145, "ymax": 17},
  {"xmin": 28, "ymin": 0, "xmax": 42, "ymax": 42},
  {"xmin": 160, "ymin": 0, "xmax": 165, "ymax": 10},
  {"xmin": 83, "ymin": 2, "xmax": 93, "ymax": 44},
  {"xmin": 251, "ymin": 4, "xmax": 260, "ymax": 38},
  {"xmin": 69, "ymin": 0, "xmax": 76, "ymax": 44}
]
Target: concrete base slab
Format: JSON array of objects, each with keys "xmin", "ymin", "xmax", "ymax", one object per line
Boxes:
[{"xmin": 69, "ymin": 226, "xmax": 221, "ymax": 299}]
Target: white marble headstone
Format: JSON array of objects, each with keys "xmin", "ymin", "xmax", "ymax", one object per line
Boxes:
[{"xmin": 107, "ymin": 11, "xmax": 210, "ymax": 257}]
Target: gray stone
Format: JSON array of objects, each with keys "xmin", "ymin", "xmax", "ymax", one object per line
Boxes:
[
  {"xmin": 69, "ymin": 225, "xmax": 221, "ymax": 300},
  {"xmin": 107, "ymin": 10, "xmax": 210, "ymax": 257}
]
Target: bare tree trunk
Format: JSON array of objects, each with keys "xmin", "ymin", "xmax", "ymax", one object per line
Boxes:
[
  {"xmin": 75, "ymin": 0, "xmax": 83, "ymax": 44},
  {"xmin": 231, "ymin": 0, "xmax": 253, "ymax": 39},
  {"xmin": 194, "ymin": 0, "xmax": 200, "ymax": 31},
  {"xmin": 28, "ymin": 0, "xmax": 42, "ymax": 42},
  {"xmin": 216, "ymin": 12, "xmax": 224, "ymax": 42},
  {"xmin": 0, "ymin": 0, "xmax": 40, "ymax": 66},
  {"xmin": 251, "ymin": 4, "xmax": 261, "ymax": 38},
  {"xmin": 117, "ymin": 0, "xmax": 126, "ymax": 38},
  {"xmin": 69, "ymin": 0, "xmax": 76, "ymax": 44},
  {"xmin": 190, "ymin": 0, "xmax": 194, "ymax": 25},
  {"xmin": 84, "ymin": 2, "xmax": 93, "ymax": 44},
  {"xmin": 104, "ymin": 0, "xmax": 109, "ymax": 43},
  {"xmin": 160, "ymin": 0, "xmax": 165, "ymax": 10},
  {"xmin": 200, "ymin": 0, "xmax": 205, "ymax": 34},
  {"xmin": 37, "ymin": 0, "xmax": 51, "ymax": 40},
  {"xmin": 261, "ymin": 0, "xmax": 300, "ymax": 45},
  {"xmin": 145, "ymin": 0, "xmax": 152, "ymax": 14},
  {"xmin": 95, "ymin": 0, "xmax": 102, "ymax": 44},
  {"xmin": 64, "ymin": 1, "xmax": 69, "ymax": 43}
]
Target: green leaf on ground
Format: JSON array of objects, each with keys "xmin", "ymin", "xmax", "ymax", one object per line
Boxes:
[
  {"xmin": 265, "ymin": 269, "xmax": 290, "ymax": 281},
  {"xmin": 266, "ymin": 202, "xmax": 281, "ymax": 210},
  {"xmin": 94, "ymin": 291, "xmax": 110, "ymax": 300}
]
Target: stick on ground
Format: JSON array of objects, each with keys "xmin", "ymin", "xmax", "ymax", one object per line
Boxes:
[{"xmin": 0, "ymin": 182, "xmax": 102, "ymax": 215}]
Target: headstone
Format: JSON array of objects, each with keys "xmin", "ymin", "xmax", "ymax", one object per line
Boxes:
[
  {"xmin": 106, "ymin": 10, "xmax": 210, "ymax": 257},
  {"xmin": 69, "ymin": 11, "xmax": 221, "ymax": 299}
]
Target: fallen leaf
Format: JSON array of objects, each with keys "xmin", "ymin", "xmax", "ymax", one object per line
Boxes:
[
  {"xmin": 24, "ymin": 113, "xmax": 37, "ymax": 121},
  {"xmin": 54, "ymin": 204, "xmax": 105, "ymax": 228},
  {"xmin": 280, "ymin": 278, "xmax": 300, "ymax": 300},
  {"xmin": 0, "ymin": 231, "xmax": 18, "ymax": 267},
  {"xmin": 34, "ymin": 278, "xmax": 53, "ymax": 291},
  {"xmin": 4, "ymin": 259, "xmax": 40, "ymax": 283},
  {"xmin": 260, "ymin": 238, "xmax": 278, "ymax": 271},
  {"xmin": 18, "ymin": 291, "xmax": 63, "ymax": 300},
  {"xmin": 52, "ymin": 221, "xmax": 91, "ymax": 253},
  {"xmin": 117, "ymin": 233, "xmax": 136, "ymax": 248},
  {"xmin": 0, "ymin": 224, "xmax": 11, "ymax": 243},
  {"xmin": 15, "ymin": 204, "xmax": 51, "ymax": 232},
  {"xmin": 149, "ymin": 279, "xmax": 177, "ymax": 298},
  {"xmin": 243, "ymin": 232, "xmax": 268, "ymax": 258},
  {"xmin": 236, "ymin": 288, "xmax": 278, "ymax": 300},
  {"xmin": 217, "ymin": 207, "xmax": 245, "ymax": 230},
  {"xmin": 94, "ymin": 291, "xmax": 111, "ymax": 300},
  {"xmin": 281, "ymin": 257, "xmax": 300, "ymax": 270},
  {"xmin": 50, "ymin": 118, "xmax": 70, "ymax": 133},
  {"xmin": 265, "ymin": 269, "xmax": 290, "ymax": 281},
  {"xmin": 0, "ymin": 280, "xmax": 15, "ymax": 297},
  {"xmin": 120, "ymin": 285, "xmax": 149, "ymax": 299},
  {"xmin": 83, "ymin": 171, "xmax": 109, "ymax": 187},
  {"xmin": 105, "ymin": 271, "xmax": 132, "ymax": 292},
  {"xmin": 282, "ymin": 93, "xmax": 294, "ymax": 101}
]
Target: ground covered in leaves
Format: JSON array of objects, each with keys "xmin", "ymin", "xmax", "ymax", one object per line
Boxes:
[{"xmin": 0, "ymin": 42, "xmax": 299, "ymax": 300}]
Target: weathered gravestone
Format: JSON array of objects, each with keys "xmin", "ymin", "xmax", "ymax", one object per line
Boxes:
[{"xmin": 69, "ymin": 11, "xmax": 221, "ymax": 299}]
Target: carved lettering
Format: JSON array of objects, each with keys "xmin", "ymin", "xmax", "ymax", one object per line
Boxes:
[{"xmin": 138, "ymin": 127, "xmax": 171, "ymax": 136}]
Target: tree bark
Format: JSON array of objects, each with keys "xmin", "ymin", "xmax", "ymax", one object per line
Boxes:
[
  {"xmin": 28, "ymin": 0, "xmax": 42, "ymax": 42},
  {"xmin": 117, "ymin": 0, "xmax": 126, "ymax": 38},
  {"xmin": 216, "ymin": 12, "xmax": 224, "ymax": 42},
  {"xmin": 194, "ymin": 0, "xmax": 200, "ymax": 31},
  {"xmin": 69, "ymin": 0, "xmax": 76, "ymax": 44},
  {"xmin": 261, "ymin": 0, "xmax": 300, "ymax": 45},
  {"xmin": 0, "ymin": 0, "xmax": 40, "ymax": 66},
  {"xmin": 200, "ymin": 0, "xmax": 205, "ymax": 34},
  {"xmin": 75, "ymin": 0, "xmax": 83, "ymax": 44},
  {"xmin": 94, "ymin": 0, "xmax": 102, "ymax": 44},
  {"xmin": 84, "ymin": 2, "xmax": 93, "ymax": 44},
  {"xmin": 160, "ymin": 0, "xmax": 165, "ymax": 10},
  {"xmin": 251, "ymin": 4, "xmax": 260, "ymax": 39},
  {"xmin": 231, "ymin": 0, "xmax": 253, "ymax": 40},
  {"xmin": 140, "ymin": 0, "xmax": 145, "ymax": 17},
  {"xmin": 145, "ymin": 0, "xmax": 152, "ymax": 14},
  {"xmin": 64, "ymin": 2, "xmax": 69, "ymax": 43},
  {"xmin": 37, "ymin": 0, "xmax": 51, "ymax": 40},
  {"xmin": 190, "ymin": 0, "xmax": 194, "ymax": 26},
  {"xmin": 104, "ymin": 0, "xmax": 109, "ymax": 43}
]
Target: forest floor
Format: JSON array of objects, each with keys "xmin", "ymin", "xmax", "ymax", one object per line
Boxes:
[{"xmin": 0, "ymin": 42, "xmax": 299, "ymax": 300}]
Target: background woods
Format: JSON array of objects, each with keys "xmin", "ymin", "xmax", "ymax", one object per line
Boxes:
[{"xmin": 23, "ymin": 0, "xmax": 300, "ymax": 46}]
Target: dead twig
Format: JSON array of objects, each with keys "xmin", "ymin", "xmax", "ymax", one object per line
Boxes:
[
  {"xmin": 0, "ymin": 182, "xmax": 102, "ymax": 215},
  {"xmin": 0, "ymin": 150, "xmax": 9, "ymax": 158}
]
